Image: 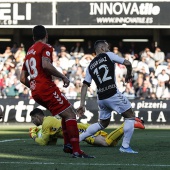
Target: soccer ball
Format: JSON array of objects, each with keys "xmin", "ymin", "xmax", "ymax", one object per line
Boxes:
[{"xmin": 37, "ymin": 129, "xmax": 42, "ymax": 138}]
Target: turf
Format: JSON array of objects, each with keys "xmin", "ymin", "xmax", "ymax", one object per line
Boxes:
[{"xmin": 0, "ymin": 126, "xmax": 170, "ymax": 170}]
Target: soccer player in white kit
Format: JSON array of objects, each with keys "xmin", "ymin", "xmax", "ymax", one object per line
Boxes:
[{"xmin": 77, "ymin": 40, "xmax": 138, "ymax": 153}]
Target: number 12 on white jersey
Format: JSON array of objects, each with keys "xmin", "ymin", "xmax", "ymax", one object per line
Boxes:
[{"xmin": 93, "ymin": 64, "xmax": 112, "ymax": 84}]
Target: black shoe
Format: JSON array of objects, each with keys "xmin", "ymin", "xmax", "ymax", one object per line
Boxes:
[
  {"xmin": 72, "ymin": 152, "xmax": 95, "ymax": 158},
  {"xmin": 63, "ymin": 144, "xmax": 73, "ymax": 154}
]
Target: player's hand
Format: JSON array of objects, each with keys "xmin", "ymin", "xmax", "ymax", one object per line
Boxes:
[
  {"xmin": 77, "ymin": 106, "xmax": 85, "ymax": 117},
  {"xmin": 125, "ymin": 75, "xmax": 133, "ymax": 83},
  {"xmin": 62, "ymin": 77, "xmax": 70, "ymax": 88},
  {"xmin": 29, "ymin": 127, "xmax": 39, "ymax": 139}
]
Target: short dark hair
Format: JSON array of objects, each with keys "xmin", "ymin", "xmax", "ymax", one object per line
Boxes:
[
  {"xmin": 30, "ymin": 108, "xmax": 44, "ymax": 116},
  {"xmin": 94, "ymin": 40, "xmax": 107, "ymax": 51},
  {"xmin": 32, "ymin": 25, "xmax": 47, "ymax": 41}
]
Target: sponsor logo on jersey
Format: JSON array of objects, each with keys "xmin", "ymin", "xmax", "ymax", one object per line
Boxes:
[
  {"xmin": 98, "ymin": 84, "xmax": 116, "ymax": 93},
  {"xmin": 27, "ymin": 49, "xmax": 36, "ymax": 55}
]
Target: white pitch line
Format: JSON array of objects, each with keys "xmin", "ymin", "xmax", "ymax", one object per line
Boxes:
[
  {"xmin": 0, "ymin": 162, "xmax": 170, "ymax": 167},
  {"xmin": 0, "ymin": 139, "xmax": 28, "ymax": 143},
  {"xmin": 0, "ymin": 139, "xmax": 21, "ymax": 143}
]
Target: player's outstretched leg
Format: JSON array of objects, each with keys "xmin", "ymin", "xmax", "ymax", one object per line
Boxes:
[{"xmin": 105, "ymin": 123, "xmax": 124, "ymax": 146}]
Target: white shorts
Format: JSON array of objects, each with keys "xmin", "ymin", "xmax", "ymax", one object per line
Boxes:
[{"xmin": 97, "ymin": 90, "xmax": 131, "ymax": 120}]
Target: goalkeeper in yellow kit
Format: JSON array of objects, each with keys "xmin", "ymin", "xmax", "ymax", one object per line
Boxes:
[{"xmin": 29, "ymin": 108, "xmax": 144, "ymax": 150}]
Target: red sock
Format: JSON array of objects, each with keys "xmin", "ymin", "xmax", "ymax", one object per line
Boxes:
[
  {"xmin": 61, "ymin": 118, "xmax": 70, "ymax": 145},
  {"xmin": 66, "ymin": 119, "xmax": 81, "ymax": 154}
]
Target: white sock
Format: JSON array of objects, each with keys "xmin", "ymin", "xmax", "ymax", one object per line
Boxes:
[
  {"xmin": 79, "ymin": 123, "xmax": 103, "ymax": 142},
  {"xmin": 122, "ymin": 119, "xmax": 135, "ymax": 148}
]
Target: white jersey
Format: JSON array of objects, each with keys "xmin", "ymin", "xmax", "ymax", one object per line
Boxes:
[{"xmin": 84, "ymin": 52, "xmax": 124, "ymax": 100}]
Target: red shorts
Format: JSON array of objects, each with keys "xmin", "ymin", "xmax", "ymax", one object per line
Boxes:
[{"xmin": 32, "ymin": 86, "xmax": 71, "ymax": 116}]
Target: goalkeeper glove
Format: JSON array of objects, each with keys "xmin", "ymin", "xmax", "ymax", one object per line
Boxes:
[{"xmin": 29, "ymin": 127, "xmax": 40, "ymax": 139}]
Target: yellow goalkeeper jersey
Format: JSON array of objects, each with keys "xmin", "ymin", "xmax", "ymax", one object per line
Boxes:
[
  {"xmin": 35, "ymin": 116, "xmax": 108, "ymax": 145},
  {"xmin": 35, "ymin": 116, "xmax": 62, "ymax": 145}
]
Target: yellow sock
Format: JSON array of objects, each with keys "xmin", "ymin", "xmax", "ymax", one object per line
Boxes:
[{"xmin": 105, "ymin": 123, "xmax": 124, "ymax": 146}]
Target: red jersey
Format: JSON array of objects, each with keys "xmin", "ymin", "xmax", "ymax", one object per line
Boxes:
[
  {"xmin": 22, "ymin": 42, "xmax": 55, "ymax": 95},
  {"xmin": 22, "ymin": 41, "xmax": 71, "ymax": 115}
]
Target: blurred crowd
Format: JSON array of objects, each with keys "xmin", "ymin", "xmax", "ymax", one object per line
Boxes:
[{"xmin": 0, "ymin": 40, "xmax": 170, "ymax": 100}]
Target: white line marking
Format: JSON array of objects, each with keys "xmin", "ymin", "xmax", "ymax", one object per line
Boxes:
[
  {"xmin": 0, "ymin": 162, "xmax": 170, "ymax": 167},
  {"xmin": 0, "ymin": 139, "xmax": 28, "ymax": 143},
  {"xmin": 0, "ymin": 139, "xmax": 21, "ymax": 143}
]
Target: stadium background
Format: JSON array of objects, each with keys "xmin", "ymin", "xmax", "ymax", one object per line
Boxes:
[{"xmin": 0, "ymin": 0, "xmax": 170, "ymax": 126}]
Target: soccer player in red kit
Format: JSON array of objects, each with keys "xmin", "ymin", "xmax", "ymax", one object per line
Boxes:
[{"xmin": 20, "ymin": 25, "xmax": 94, "ymax": 158}]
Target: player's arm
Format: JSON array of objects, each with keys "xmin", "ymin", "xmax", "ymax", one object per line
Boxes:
[
  {"xmin": 77, "ymin": 68, "xmax": 92, "ymax": 117},
  {"xmin": 80, "ymin": 83, "xmax": 88, "ymax": 106},
  {"xmin": 77, "ymin": 83, "xmax": 88, "ymax": 116},
  {"xmin": 107, "ymin": 52, "xmax": 132, "ymax": 83},
  {"xmin": 20, "ymin": 69, "xmax": 30, "ymax": 88},
  {"xmin": 122, "ymin": 59, "xmax": 133, "ymax": 83},
  {"xmin": 42, "ymin": 57, "xmax": 70, "ymax": 87},
  {"xmin": 33, "ymin": 124, "xmax": 51, "ymax": 145},
  {"xmin": 34, "ymin": 133, "xmax": 50, "ymax": 145}
]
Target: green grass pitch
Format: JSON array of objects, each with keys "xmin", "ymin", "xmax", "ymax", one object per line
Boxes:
[{"xmin": 0, "ymin": 125, "xmax": 170, "ymax": 170}]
